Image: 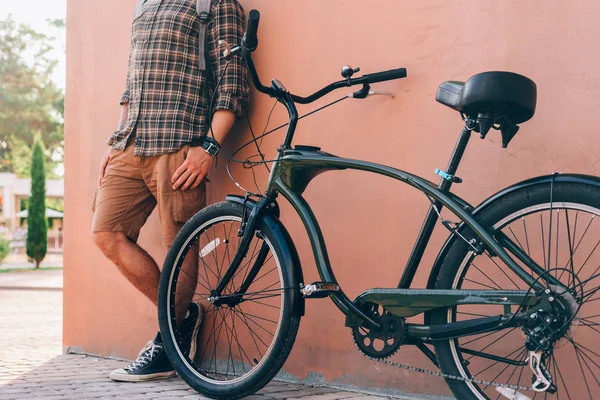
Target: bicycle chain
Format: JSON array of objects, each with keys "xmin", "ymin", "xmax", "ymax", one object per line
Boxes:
[{"xmin": 368, "ymin": 356, "xmax": 537, "ymax": 393}]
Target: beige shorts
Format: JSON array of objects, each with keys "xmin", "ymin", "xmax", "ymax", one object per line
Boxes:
[{"xmin": 92, "ymin": 142, "xmax": 206, "ymax": 245}]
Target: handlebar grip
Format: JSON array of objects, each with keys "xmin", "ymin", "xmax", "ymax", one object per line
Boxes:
[
  {"xmin": 363, "ymin": 68, "xmax": 407, "ymax": 84},
  {"xmin": 243, "ymin": 9, "xmax": 260, "ymax": 51}
]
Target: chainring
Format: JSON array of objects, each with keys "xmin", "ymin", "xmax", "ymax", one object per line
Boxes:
[{"xmin": 351, "ymin": 302, "xmax": 405, "ymax": 359}]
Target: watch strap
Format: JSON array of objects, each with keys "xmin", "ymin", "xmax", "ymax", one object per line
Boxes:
[{"xmin": 190, "ymin": 136, "xmax": 220, "ymax": 156}]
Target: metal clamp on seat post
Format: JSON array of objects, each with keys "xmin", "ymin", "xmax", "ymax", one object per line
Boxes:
[{"xmin": 435, "ymin": 169, "xmax": 462, "ymax": 183}]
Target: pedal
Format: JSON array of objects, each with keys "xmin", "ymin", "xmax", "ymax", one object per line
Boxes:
[{"xmin": 301, "ymin": 282, "xmax": 339, "ymax": 298}]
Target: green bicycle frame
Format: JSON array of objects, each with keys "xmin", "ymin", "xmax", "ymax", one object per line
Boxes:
[{"xmin": 210, "ymin": 51, "xmax": 553, "ymax": 342}]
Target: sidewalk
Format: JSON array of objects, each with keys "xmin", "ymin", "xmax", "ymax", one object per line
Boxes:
[
  {"xmin": 0, "ymin": 269, "xmax": 62, "ymax": 290},
  {"xmin": 0, "ymin": 271, "xmax": 396, "ymax": 400},
  {"xmin": 0, "ymin": 253, "xmax": 63, "ymax": 271}
]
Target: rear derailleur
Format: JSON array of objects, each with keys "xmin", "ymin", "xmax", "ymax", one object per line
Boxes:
[{"xmin": 527, "ymin": 350, "xmax": 556, "ymax": 393}]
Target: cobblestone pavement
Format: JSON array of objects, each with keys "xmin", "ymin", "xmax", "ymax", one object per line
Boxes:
[{"xmin": 0, "ymin": 273, "xmax": 393, "ymax": 400}]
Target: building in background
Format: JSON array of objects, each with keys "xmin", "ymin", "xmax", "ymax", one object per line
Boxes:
[{"xmin": 0, "ymin": 172, "xmax": 64, "ymax": 250}]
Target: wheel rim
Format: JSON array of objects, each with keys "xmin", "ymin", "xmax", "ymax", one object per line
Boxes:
[
  {"xmin": 165, "ymin": 215, "xmax": 285, "ymax": 385},
  {"xmin": 447, "ymin": 203, "xmax": 600, "ymax": 399}
]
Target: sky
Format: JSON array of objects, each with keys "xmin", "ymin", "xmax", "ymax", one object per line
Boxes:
[{"xmin": 0, "ymin": 0, "xmax": 67, "ymax": 89}]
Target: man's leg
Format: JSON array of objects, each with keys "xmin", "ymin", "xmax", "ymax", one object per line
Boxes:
[
  {"xmin": 92, "ymin": 232, "xmax": 160, "ymax": 306},
  {"xmin": 92, "ymin": 232, "xmax": 198, "ymax": 324},
  {"xmin": 154, "ymin": 145, "xmax": 206, "ymax": 324},
  {"xmin": 153, "ymin": 145, "xmax": 207, "ymax": 361},
  {"xmin": 92, "ymin": 144, "xmax": 177, "ymax": 382},
  {"xmin": 174, "ymin": 242, "xmax": 199, "ymax": 324}
]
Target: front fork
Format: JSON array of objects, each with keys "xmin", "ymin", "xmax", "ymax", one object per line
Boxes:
[{"xmin": 212, "ymin": 195, "xmax": 273, "ymax": 300}]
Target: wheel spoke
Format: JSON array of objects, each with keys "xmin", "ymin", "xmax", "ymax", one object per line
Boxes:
[
  {"xmin": 481, "ymin": 348, "xmax": 527, "ymax": 392},
  {"xmin": 232, "ymin": 308, "xmax": 275, "ymax": 337},
  {"xmin": 471, "ymin": 263, "xmax": 504, "ymax": 290},
  {"xmin": 540, "ymin": 213, "xmax": 547, "ymax": 271},
  {"xmin": 485, "ymin": 254, "xmax": 522, "ymax": 290},
  {"xmin": 522, "ymin": 216, "xmax": 532, "ymax": 257},
  {"xmin": 563, "ymin": 209, "xmax": 577, "ymax": 286},
  {"xmin": 572, "ymin": 341, "xmax": 594, "ymax": 398},
  {"xmin": 164, "ymin": 215, "xmax": 291, "ymax": 385},
  {"xmin": 465, "ymin": 328, "xmax": 518, "ymax": 363},
  {"xmin": 560, "ymin": 214, "xmax": 595, "ymax": 273},
  {"xmin": 448, "ymin": 204, "xmax": 600, "ymax": 398}
]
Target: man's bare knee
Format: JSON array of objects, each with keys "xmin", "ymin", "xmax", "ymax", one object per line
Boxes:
[{"xmin": 92, "ymin": 231, "xmax": 129, "ymax": 256}]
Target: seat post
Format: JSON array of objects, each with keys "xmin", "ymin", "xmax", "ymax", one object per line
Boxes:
[
  {"xmin": 397, "ymin": 121, "xmax": 473, "ymax": 289},
  {"xmin": 438, "ymin": 122, "xmax": 473, "ymax": 193}
]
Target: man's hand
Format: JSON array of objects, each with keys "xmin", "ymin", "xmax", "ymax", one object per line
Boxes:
[
  {"xmin": 98, "ymin": 103, "xmax": 129, "ymax": 187},
  {"xmin": 171, "ymin": 111, "xmax": 235, "ymax": 191},
  {"xmin": 171, "ymin": 146, "xmax": 213, "ymax": 191},
  {"xmin": 97, "ymin": 148, "xmax": 111, "ymax": 187}
]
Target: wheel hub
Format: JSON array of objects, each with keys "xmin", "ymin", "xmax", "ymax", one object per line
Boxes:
[{"xmin": 522, "ymin": 285, "xmax": 580, "ymax": 352}]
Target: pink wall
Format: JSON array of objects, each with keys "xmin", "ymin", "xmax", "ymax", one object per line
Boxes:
[{"xmin": 65, "ymin": 0, "xmax": 600, "ymax": 396}]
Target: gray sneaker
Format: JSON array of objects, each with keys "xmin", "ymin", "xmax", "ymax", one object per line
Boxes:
[
  {"xmin": 109, "ymin": 336, "xmax": 175, "ymax": 382},
  {"xmin": 109, "ymin": 303, "xmax": 204, "ymax": 382}
]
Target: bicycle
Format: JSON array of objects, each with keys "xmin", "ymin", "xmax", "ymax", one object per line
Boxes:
[{"xmin": 158, "ymin": 10, "xmax": 600, "ymax": 400}]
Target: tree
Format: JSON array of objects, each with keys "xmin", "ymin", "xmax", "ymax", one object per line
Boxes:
[
  {"xmin": 0, "ymin": 16, "xmax": 64, "ymax": 177},
  {"xmin": 26, "ymin": 139, "xmax": 47, "ymax": 268}
]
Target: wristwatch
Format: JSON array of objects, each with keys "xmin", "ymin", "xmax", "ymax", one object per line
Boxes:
[{"xmin": 190, "ymin": 136, "xmax": 220, "ymax": 157}]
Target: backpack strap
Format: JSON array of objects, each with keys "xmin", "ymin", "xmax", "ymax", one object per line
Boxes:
[
  {"xmin": 134, "ymin": 0, "xmax": 147, "ymax": 15},
  {"xmin": 196, "ymin": 0, "xmax": 213, "ymax": 71}
]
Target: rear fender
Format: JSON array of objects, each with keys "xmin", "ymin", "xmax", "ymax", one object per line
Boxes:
[
  {"xmin": 226, "ymin": 195, "xmax": 305, "ymax": 316},
  {"xmin": 424, "ymin": 173, "xmax": 600, "ymax": 324},
  {"xmin": 427, "ymin": 173, "xmax": 600, "ymax": 289}
]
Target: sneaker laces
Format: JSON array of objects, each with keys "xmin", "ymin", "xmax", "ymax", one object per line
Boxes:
[{"xmin": 125, "ymin": 340, "xmax": 162, "ymax": 371}]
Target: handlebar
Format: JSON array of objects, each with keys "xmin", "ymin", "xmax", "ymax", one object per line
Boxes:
[
  {"xmin": 242, "ymin": 9, "xmax": 260, "ymax": 51},
  {"xmin": 241, "ymin": 10, "xmax": 406, "ymax": 104}
]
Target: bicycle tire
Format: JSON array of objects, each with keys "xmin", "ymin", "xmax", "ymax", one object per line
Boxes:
[
  {"xmin": 430, "ymin": 181, "xmax": 600, "ymax": 399},
  {"xmin": 158, "ymin": 201, "xmax": 300, "ymax": 399}
]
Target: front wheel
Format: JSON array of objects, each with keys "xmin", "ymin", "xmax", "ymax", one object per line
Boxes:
[
  {"xmin": 158, "ymin": 201, "xmax": 300, "ymax": 399},
  {"xmin": 431, "ymin": 181, "xmax": 600, "ymax": 399}
]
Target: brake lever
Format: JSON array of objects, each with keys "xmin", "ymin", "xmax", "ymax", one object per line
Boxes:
[
  {"xmin": 348, "ymin": 88, "xmax": 395, "ymax": 99},
  {"xmin": 367, "ymin": 90, "xmax": 394, "ymax": 99},
  {"xmin": 218, "ymin": 40, "xmax": 242, "ymax": 61}
]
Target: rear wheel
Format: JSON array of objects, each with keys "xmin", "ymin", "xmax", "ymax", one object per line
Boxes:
[
  {"xmin": 431, "ymin": 181, "xmax": 600, "ymax": 399},
  {"xmin": 158, "ymin": 201, "xmax": 300, "ymax": 399}
]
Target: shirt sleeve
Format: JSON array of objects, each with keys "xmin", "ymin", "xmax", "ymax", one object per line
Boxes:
[
  {"xmin": 208, "ymin": 0, "xmax": 250, "ymax": 119},
  {"xmin": 119, "ymin": 30, "xmax": 134, "ymax": 105}
]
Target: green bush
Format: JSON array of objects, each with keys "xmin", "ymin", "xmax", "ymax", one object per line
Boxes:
[
  {"xmin": 0, "ymin": 236, "xmax": 9, "ymax": 265},
  {"xmin": 26, "ymin": 139, "xmax": 48, "ymax": 268}
]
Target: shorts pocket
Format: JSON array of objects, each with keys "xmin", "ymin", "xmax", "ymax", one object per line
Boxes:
[
  {"xmin": 173, "ymin": 186, "xmax": 207, "ymax": 223},
  {"xmin": 92, "ymin": 188, "xmax": 99, "ymax": 212}
]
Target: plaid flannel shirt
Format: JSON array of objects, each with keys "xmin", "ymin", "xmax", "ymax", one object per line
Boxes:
[{"xmin": 108, "ymin": 0, "xmax": 250, "ymax": 156}]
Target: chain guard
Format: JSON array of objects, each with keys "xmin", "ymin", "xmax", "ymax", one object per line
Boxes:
[{"xmin": 351, "ymin": 302, "xmax": 405, "ymax": 359}]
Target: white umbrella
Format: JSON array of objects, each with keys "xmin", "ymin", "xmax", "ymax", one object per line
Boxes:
[{"xmin": 15, "ymin": 208, "xmax": 64, "ymax": 218}]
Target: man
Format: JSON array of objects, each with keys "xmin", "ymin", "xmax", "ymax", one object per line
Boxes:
[{"xmin": 91, "ymin": 0, "xmax": 249, "ymax": 382}]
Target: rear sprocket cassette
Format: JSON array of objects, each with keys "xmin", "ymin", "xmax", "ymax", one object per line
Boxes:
[{"xmin": 351, "ymin": 302, "xmax": 405, "ymax": 359}]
